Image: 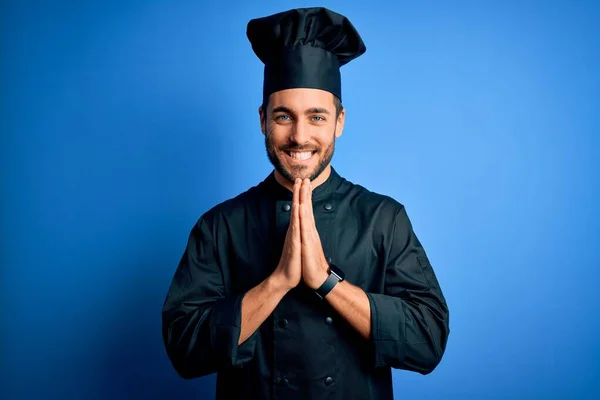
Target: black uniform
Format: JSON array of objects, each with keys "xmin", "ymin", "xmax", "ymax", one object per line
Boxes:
[{"xmin": 162, "ymin": 168, "xmax": 450, "ymax": 399}]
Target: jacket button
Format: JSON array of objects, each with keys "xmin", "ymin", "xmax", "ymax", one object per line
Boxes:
[
  {"xmin": 325, "ymin": 317, "xmax": 333, "ymax": 325},
  {"xmin": 324, "ymin": 376, "xmax": 334, "ymax": 386},
  {"xmin": 327, "ymin": 256, "xmax": 332, "ymax": 264},
  {"xmin": 279, "ymin": 318, "xmax": 288, "ymax": 328},
  {"xmin": 324, "ymin": 203, "xmax": 333, "ymax": 211},
  {"xmin": 282, "ymin": 203, "xmax": 291, "ymax": 212}
]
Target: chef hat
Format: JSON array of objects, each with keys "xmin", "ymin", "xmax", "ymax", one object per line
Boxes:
[{"xmin": 246, "ymin": 7, "xmax": 366, "ymax": 105}]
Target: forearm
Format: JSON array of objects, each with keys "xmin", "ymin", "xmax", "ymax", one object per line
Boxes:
[
  {"xmin": 366, "ymin": 291, "xmax": 449, "ymax": 373},
  {"xmin": 238, "ymin": 274, "xmax": 290, "ymax": 344},
  {"xmin": 325, "ymin": 280, "xmax": 371, "ymax": 340}
]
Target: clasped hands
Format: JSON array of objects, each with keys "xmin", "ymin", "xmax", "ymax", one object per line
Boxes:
[{"xmin": 273, "ymin": 178, "xmax": 331, "ymax": 292}]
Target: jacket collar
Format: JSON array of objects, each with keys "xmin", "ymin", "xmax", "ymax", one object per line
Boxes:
[{"xmin": 261, "ymin": 166, "xmax": 343, "ymax": 201}]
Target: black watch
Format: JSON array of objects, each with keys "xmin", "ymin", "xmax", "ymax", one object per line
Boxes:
[{"xmin": 315, "ymin": 263, "xmax": 345, "ymax": 299}]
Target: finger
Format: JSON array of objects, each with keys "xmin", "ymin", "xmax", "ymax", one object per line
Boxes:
[
  {"xmin": 303, "ymin": 178, "xmax": 317, "ymax": 231},
  {"xmin": 300, "ymin": 179, "xmax": 316, "ymax": 242},
  {"xmin": 291, "ymin": 178, "xmax": 301, "ymax": 236},
  {"xmin": 300, "ymin": 178, "xmax": 310, "ymax": 205},
  {"xmin": 299, "ymin": 178, "xmax": 310, "ymax": 225},
  {"xmin": 306, "ymin": 178, "xmax": 314, "ymax": 214}
]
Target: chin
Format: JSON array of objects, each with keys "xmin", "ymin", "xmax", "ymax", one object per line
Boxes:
[
  {"xmin": 283, "ymin": 163, "xmax": 328, "ymax": 183},
  {"xmin": 283, "ymin": 167, "xmax": 313, "ymax": 182}
]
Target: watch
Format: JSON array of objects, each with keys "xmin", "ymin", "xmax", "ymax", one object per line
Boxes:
[{"xmin": 315, "ymin": 263, "xmax": 345, "ymax": 299}]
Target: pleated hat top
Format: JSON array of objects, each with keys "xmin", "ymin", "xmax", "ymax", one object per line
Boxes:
[{"xmin": 247, "ymin": 7, "xmax": 366, "ymax": 105}]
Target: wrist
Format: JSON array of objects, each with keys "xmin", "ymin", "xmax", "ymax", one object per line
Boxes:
[
  {"xmin": 267, "ymin": 272, "xmax": 294, "ymax": 295},
  {"xmin": 307, "ymin": 269, "xmax": 330, "ymax": 290},
  {"xmin": 313, "ymin": 263, "xmax": 345, "ymax": 299}
]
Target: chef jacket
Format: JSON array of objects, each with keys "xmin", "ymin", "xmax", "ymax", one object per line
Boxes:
[{"xmin": 162, "ymin": 167, "xmax": 449, "ymax": 399}]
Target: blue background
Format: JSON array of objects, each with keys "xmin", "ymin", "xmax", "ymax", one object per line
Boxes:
[{"xmin": 2, "ymin": 0, "xmax": 599, "ymax": 398}]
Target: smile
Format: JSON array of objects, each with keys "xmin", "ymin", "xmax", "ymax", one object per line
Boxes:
[{"xmin": 285, "ymin": 151, "xmax": 316, "ymax": 162}]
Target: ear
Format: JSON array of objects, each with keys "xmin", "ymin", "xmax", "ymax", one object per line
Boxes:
[
  {"xmin": 335, "ymin": 108, "xmax": 345, "ymax": 138},
  {"xmin": 259, "ymin": 105, "xmax": 266, "ymax": 135}
]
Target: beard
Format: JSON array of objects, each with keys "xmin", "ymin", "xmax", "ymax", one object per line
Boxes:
[{"xmin": 264, "ymin": 125, "xmax": 336, "ymax": 183}]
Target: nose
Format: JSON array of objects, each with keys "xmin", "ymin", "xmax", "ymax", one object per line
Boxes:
[{"xmin": 290, "ymin": 120, "xmax": 310, "ymax": 145}]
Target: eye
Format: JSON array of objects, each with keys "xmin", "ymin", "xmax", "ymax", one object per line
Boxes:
[
  {"xmin": 311, "ymin": 115, "xmax": 325, "ymax": 122},
  {"xmin": 275, "ymin": 114, "xmax": 291, "ymax": 121}
]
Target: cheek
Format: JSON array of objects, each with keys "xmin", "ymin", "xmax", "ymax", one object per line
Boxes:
[
  {"xmin": 315, "ymin": 129, "xmax": 336, "ymax": 149},
  {"xmin": 268, "ymin": 127, "xmax": 291, "ymax": 147}
]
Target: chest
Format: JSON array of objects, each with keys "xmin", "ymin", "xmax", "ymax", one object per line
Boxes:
[{"xmin": 224, "ymin": 197, "xmax": 385, "ymax": 294}]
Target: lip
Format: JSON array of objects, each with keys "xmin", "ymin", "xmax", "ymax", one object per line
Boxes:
[{"xmin": 284, "ymin": 150, "xmax": 317, "ymax": 164}]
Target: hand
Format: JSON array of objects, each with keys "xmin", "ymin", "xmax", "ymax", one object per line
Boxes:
[
  {"xmin": 271, "ymin": 178, "xmax": 302, "ymax": 291},
  {"xmin": 299, "ymin": 178, "xmax": 330, "ymax": 290}
]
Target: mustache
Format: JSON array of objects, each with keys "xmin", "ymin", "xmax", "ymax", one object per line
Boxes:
[{"xmin": 279, "ymin": 144, "xmax": 320, "ymax": 152}]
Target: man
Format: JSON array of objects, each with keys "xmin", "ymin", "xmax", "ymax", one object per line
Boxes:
[{"xmin": 162, "ymin": 7, "xmax": 449, "ymax": 399}]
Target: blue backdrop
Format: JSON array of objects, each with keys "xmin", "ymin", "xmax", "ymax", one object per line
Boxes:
[{"xmin": 2, "ymin": 0, "xmax": 599, "ymax": 398}]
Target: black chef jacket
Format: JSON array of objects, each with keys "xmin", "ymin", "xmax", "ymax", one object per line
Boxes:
[{"xmin": 162, "ymin": 167, "xmax": 449, "ymax": 399}]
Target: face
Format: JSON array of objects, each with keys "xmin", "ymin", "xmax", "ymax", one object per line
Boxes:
[{"xmin": 260, "ymin": 88, "xmax": 345, "ymax": 184}]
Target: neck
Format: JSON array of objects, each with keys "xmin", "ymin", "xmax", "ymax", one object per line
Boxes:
[{"xmin": 274, "ymin": 164, "xmax": 332, "ymax": 192}]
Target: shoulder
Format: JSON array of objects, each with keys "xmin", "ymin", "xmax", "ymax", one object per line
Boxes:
[
  {"xmin": 338, "ymin": 174, "xmax": 406, "ymax": 219},
  {"xmin": 193, "ymin": 183, "xmax": 264, "ymax": 230},
  {"xmin": 338, "ymin": 174, "xmax": 417, "ymax": 241}
]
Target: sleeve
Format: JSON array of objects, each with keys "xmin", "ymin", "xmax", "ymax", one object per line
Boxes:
[
  {"xmin": 365, "ymin": 205, "xmax": 450, "ymax": 374},
  {"xmin": 161, "ymin": 215, "xmax": 259, "ymax": 379}
]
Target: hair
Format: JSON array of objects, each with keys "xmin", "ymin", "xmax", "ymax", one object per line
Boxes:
[{"xmin": 261, "ymin": 94, "xmax": 344, "ymax": 119}]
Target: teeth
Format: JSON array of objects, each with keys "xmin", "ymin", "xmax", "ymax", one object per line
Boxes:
[{"xmin": 290, "ymin": 151, "xmax": 312, "ymax": 160}]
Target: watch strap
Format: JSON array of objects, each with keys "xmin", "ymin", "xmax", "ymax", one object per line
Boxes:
[{"xmin": 315, "ymin": 270, "xmax": 342, "ymax": 299}]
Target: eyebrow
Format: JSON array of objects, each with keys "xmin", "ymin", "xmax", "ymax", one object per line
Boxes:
[
  {"xmin": 307, "ymin": 107, "xmax": 331, "ymax": 115},
  {"xmin": 271, "ymin": 106, "xmax": 331, "ymax": 116}
]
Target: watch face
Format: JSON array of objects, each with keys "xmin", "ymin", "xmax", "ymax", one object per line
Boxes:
[{"xmin": 329, "ymin": 263, "xmax": 345, "ymax": 281}]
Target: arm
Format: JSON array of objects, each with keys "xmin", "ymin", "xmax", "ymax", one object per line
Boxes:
[
  {"xmin": 324, "ymin": 280, "xmax": 371, "ymax": 339},
  {"xmin": 161, "ymin": 216, "xmax": 249, "ymax": 379},
  {"xmin": 324, "ymin": 206, "xmax": 449, "ymax": 375},
  {"xmin": 239, "ymin": 178, "xmax": 302, "ymax": 343},
  {"xmin": 162, "ymin": 215, "xmax": 286, "ymax": 379},
  {"xmin": 238, "ymin": 274, "xmax": 289, "ymax": 344},
  {"xmin": 163, "ymin": 181, "xmax": 303, "ymax": 379}
]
